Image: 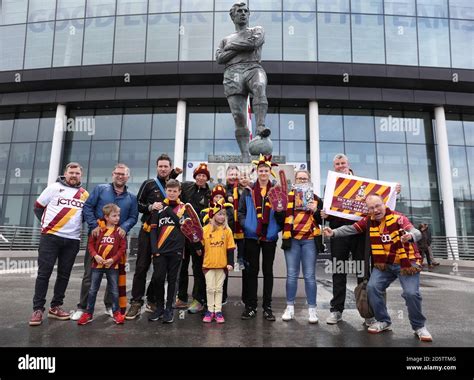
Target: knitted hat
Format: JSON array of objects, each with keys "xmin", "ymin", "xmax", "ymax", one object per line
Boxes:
[
  {"xmin": 211, "ymin": 184, "xmax": 226, "ymax": 201},
  {"xmin": 193, "ymin": 163, "xmax": 210, "ymax": 180},
  {"xmin": 201, "ymin": 198, "xmax": 233, "ymax": 224},
  {"xmin": 252, "ymin": 154, "xmax": 278, "ymax": 178}
]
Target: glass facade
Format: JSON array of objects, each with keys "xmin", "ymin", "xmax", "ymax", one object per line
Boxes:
[{"xmin": 1, "ymin": 0, "xmax": 474, "ymax": 71}]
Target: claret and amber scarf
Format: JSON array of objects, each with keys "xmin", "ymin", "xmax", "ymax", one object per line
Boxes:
[
  {"xmin": 282, "ymin": 191, "xmax": 321, "ymax": 241},
  {"xmin": 253, "ymin": 181, "xmax": 272, "ymax": 239}
]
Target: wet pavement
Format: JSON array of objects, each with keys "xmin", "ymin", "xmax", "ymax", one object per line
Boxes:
[{"xmin": 0, "ymin": 252, "xmax": 473, "ymax": 348}]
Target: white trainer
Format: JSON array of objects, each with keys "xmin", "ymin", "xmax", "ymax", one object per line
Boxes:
[
  {"xmin": 414, "ymin": 326, "xmax": 433, "ymax": 342},
  {"xmin": 70, "ymin": 310, "xmax": 84, "ymax": 321},
  {"xmin": 308, "ymin": 308, "xmax": 319, "ymax": 324},
  {"xmin": 368, "ymin": 321, "xmax": 392, "ymax": 334},
  {"xmin": 281, "ymin": 305, "xmax": 295, "ymax": 321},
  {"xmin": 326, "ymin": 311, "xmax": 342, "ymax": 325},
  {"xmin": 104, "ymin": 307, "xmax": 113, "ymax": 318}
]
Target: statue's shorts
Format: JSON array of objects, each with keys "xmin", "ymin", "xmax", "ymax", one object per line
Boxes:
[{"xmin": 223, "ymin": 62, "xmax": 267, "ymax": 98}]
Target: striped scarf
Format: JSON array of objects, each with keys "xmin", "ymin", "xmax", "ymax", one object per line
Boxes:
[
  {"xmin": 253, "ymin": 181, "xmax": 272, "ymax": 239},
  {"xmin": 282, "ymin": 191, "xmax": 321, "ymax": 241},
  {"xmin": 369, "ymin": 208, "xmax": 419, "ymax": 275},
  {"xmin": 97, "ymin": 219, "xmax": 127, "ymax": 313},
  {"xmin": 233, "ymin": 182, "xmax": 244, "ymax": 240}
]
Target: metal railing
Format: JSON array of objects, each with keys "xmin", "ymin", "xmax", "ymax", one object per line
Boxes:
[{"xmin": 431, "ymin": 236, "xmax": 474, "ymax": 260}]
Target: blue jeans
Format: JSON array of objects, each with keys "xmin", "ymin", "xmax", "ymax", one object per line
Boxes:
[
  {"xmin": 284, "ymin": 238, "xmax": 317, "ymax": 308},
  {"xmin": 367, "ymin": 265, "xmax": 426, "ymax": 330},
  {"xmin": 86, "ymin": 268, "xmax": 119, "ymax": 315}
]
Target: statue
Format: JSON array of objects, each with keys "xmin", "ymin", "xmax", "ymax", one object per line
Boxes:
[{"xmin": 216, "ymin": 2, "xmax": 272, "ymax": 162}]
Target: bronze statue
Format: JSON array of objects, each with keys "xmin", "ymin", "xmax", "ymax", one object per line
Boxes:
[{"xmin": 216, "ymin": 2, "xmax": 271, "ymax": 162}]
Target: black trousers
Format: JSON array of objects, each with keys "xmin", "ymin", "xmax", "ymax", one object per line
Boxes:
[
  {"xmin": 243, "ymin": 238, "xmax": 276, "ymax": 311},
  {"xmin": 190, "ymin": 242, "xmax": 206, "ymax": 305},
  {"xmin": 177, "ymin": 247, "xmax": 190, "ymax": 302},
  {"xmin": 236, "ymin": 239, "xmax": 246, "ymax": 303},
  {"xmin": 329, "ymin": 234, "xmax": 365, "ymax": 313},
  {"xmin": 33, "ymin": 234, "xmax": 80, "ymax": 311},
  {"xmin": 130, "ymin": 228, "xmax": 155, "ymax": 305},
  {"xmin": 152, "ymin": 252, "xmax": 182, "ymax": 311}
]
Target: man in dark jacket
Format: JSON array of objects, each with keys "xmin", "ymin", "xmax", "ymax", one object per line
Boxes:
[
  {"xmin": 71, "ymin": 163, "xmax": 138, "ymax": 321},
  {"xmin": 125, "ymin": 154, "xmax": 181, "ymax": 319}
]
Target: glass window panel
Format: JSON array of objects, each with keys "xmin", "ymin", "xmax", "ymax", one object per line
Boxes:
[
  {"xmin": 0, "ymin": 24, "xmax": 26, "ymax": 71},
  {"xmin": 187, "ymin": 110, "xmax": 215, "ymax": 139},
  {"xmin": 62, "ymin": 140, "xmax": 91, "ymax": 184},
  {"xmin": 407, "ymin": 144, "xmax": 439, "ymax": 200},
  {"xmin": 121, "ymin": 108, "xmax": 153, "ymax": 140},
  {"xmin": 114, "ymin": 15, "xmax": 147, "ymax": 63},
  {"xmin": 374, "ymin": 110, "xmax": 406, "ymax": 143},
  {"xmin": 117, "ymin": 0, "xmax": 148, "ymax": 15},
  {"xmin": 37, "ymin": 114, "xmax": 55, "ymax": 141},
  {"xmin": 450, "ymin": 20, "xmax": 474, "ymax": 69},
  {"xmin": 467, "ymin": 147, "xmax": 474, "ymax": 198},
  {"xmin": 24, "ymin": 22, "xmax": 54, "ymax": 69},
  {"xmin": 352, "ymin": 14, "xmax": 385, "ymax": 64},
  {"xmin": 152, "ymin": 108, "xmax": 176, "ymax": 139},
  {"xmin": 449, "ymin": 146, "xmax": 471, "ymax": 200},
  {"xmin": 5, "ymin": 143, "xmax": 36, "ymax": 195},
  {"xmin": 343, "ymin": 110, "xmax": 375, "ymax": 142},
  {"xmin": 147, "ymin": 13, "xmax": 179, "ymax": 61},
  {"xmin": 66, "ymin": 110, "xmax": 94, "ymax": 141},
  {"xmin": 265, "ymin": 109, "xmax": 280, "ymax": 140},
  {"xmin": 53, "ymin": 19, "xmax": 85, "ymax": 67},
  {"xmin": 320, "ymin": 110, "xmax": 344, "ymax": 140},
  {"xmin": 351, "ymin": 0, "xmax": 383, "ymax": 14},
  {"xmin": 119, "ymin": 140, "xmax": 150, "ymax": 194},
  {"xmin": 280, "ymin": 112, "xmax": 306, "ymax": 140},
  {"xmin": 0, "ymin": 116, "xmax": 14, "ymax": 143},
  {"xmin": 283, "ymin": 12, "xmax": 317, "ymax": 61},
  {"xmin": 403, "ymin": 111, "xmax": 433, "ymax": 144},
  {"xmin": 251, "ymin": 12, "xmax": 282, "ymax": 60},
  {"xmin": 31, "ymin": 142, "xmax": 52, "ymax": 194},
  {"xmin": 463, "ymin": 116, "xmax": 474, "ymax": 146},
  {"xmin": 320, "ymin": 141, "xmax": 344, "ymax": 188},
  {"xmin": 92, "ymin": 109, "xmax": 122, "ymax": 140},
  {"xmin": 410, "ymin": 201, "xmax": 443, "ymax": 235},
  {"xmin": 455, "ymin": 201, "xmax": 474, "ymax": 235},
  {"xmin": 449, "ymin": 0, "xmax": 474, "ymax": 20},
  {"xmin": 376, "ymin": 143, "xmax": 409, "ymax": 195},
  {"xmin": 149, "ymin": 0, "xmax": 180, "ymax": 13},
  {"xmin": 417, "ymin": 0, "xmax": 448, "ymax": 18},
  {"xmin": 88, "ymin": 141, "xmax": 120, "ymax": 188},
  {"xmin": 0, "ymin": 0, "xmax": 28, "ymax": 25},
  {"xmin": 28, "ymin": 0, "xmax": 56, "ymax": 22},
  {"xmin": 149, "ymin": 140, "xmax": 175, "ymax": 177},
  {"xmin": 179, "ymin": 12, "xmax": 213, "ymax": 60},
  {"xmin": 186, "ymin": 140, "xmax": 214, "ymax": 161},
  {"xmin": 214, "ymin": 109, "xmax": 235, "ymax": 139},
  {"xmin": 345, "ymin": 142, "xmax": 378, "ymax": 179},
  {"xmin": 181, "ymin": 0, "xmax": 213, "ymax": 12},
  {"xmin": 56, "ymin": 0, "xmax": 85, "ymax": 20},
  {"xmin": 280, "ymin": 140, "xmax": 307, "ymax": 162},
  {"xmin": 383, "ymin": 0, "xmax": 416, "ymax": 16},
  {"xmin": 283, "ymin": 0, "xmax": 316, "ymax": 12},
  {"xmin": 0, "ymin": 144, "xmax": 10, "ymax": 194},
  {"xmin": 2, "ymin": 195, "xmax": 30, "ymax": 226},
  {"xmin": 12, "ymin": 115, "xmax": 40, "ymax": 142},
  {"xmin": 83, "ymin": 17, "xmax": 115, "ymax": 65},
  {"xmin": 446, "ymin": 119, "xmax": 465, "ymax": 145},
  {"xmin": 214, "ymin": 139, "xmax": 241, "ymax": 155},
  {"xmin": 385, "ymin": 16, "xmax": 418, "ymax": 65},
  {"xmin": 318, "ymin": 13, "xmax": 351, "ymax": 62},
  {"xmin": 27, "ymin": 195, "xmax": 42, "ymax": 228},
  {"xmin": 318, "ymin": 0, "xmax": 350, "ymax": 12},
  {"xmin": 86, "ymin": 0, "xmax": 116, "ymax": 17},
  {"xmin": 417, "ymin": 17, "xmax": 450, "ymax": 67},
  {"xmin": 214, "ymin": 12, "xmax": 236, "ymax": 57},
  {"xmin": 251, "ymin": 0, "xmax": 282, "ymax": 11}
]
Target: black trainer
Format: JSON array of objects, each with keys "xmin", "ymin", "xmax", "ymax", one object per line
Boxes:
[
  {"xmin": 241, "ymin": 308, "xmax": 257, "ymax": 320},
  {"xmin": 162, "ymin": 309, "xmax": 174, "ymax": 323},
  {"xmin": 263, "ymin": 308, "xmax": 276, "ymax": 321},
  {"xmin": 148, "ymin": 308, "xmax": 163, "ymax": 322}
]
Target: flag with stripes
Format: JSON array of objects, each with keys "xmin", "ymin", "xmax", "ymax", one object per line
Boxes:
[
  {"xmin": 322, "ymin": 171, "xmax": 397, "ymax": 221},
  {"xmin": 247, "ymin": 95, "xmax": 253, "ymax": 141}
]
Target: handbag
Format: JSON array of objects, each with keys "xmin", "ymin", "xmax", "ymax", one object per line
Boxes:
[{"xmin": 354, "ymin": 226, "xmax": 374, "ymax": 319}]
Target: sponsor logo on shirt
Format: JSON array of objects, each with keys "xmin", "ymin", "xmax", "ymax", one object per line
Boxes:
[
  {"xmin": 101, "ymin": 236, "xmax": 115, "ymax": 244},
  {"xmin": 56, "ymin": 197, "xmax": 85, "ymax": 208},
  {"xmin": 159, "ymin": 217, "xmax": 175, "ymax": 227}
]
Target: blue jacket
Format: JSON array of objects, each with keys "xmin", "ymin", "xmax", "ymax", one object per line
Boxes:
[
  {"xmin": 83, "ymin": 184, "xmax": 138, "ymax": 233},
  {"xmin": 237, "ymin": 187, "xmax": 284, "ymax": 242}
]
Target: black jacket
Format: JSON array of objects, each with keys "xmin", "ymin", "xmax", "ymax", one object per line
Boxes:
[{"xmin": 181, "ymin": 181, "xmax": 211, "ymax": 218}]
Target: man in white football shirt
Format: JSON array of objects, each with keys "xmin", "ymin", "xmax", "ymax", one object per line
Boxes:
[{"xmin": 29, "ymin": 162, "xmax": 89, "ymax": 326}]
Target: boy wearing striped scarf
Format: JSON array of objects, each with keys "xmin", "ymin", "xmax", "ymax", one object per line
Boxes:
[{"xmin": 323, "ymin": 194, "xmax": 433, "ymax": 342}]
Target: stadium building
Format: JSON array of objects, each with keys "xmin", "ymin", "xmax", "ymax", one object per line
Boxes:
[{"xmin": 0, "ymin": 0, "xmax": 473, "ymax": 241}]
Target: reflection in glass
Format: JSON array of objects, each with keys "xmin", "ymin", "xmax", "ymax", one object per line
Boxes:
[
  {"xmin": 410, "ymin": 201, "xmax": 443, "ymax": 235},
  {"xmin": 251, "ymin": 0, "xmax": 283, "ymax": 11},
  {"xmin": 454, "ymin": 201, "xmax": 474, "ymax": 235},
  {"xmin": 93, "ymin": 110, "xmax": 122, "ymax": 140},
  {"xmin": 449, "ymin": 146, "xmax": 471, "ymax": 200},
  {"xmin": 119, "ymin": 140, "xmax": 150, "ymax": 194},
  {"xmin": 187, "ymin": 111, "xmax": 215, "ymax": 139},
  {"xmin": 467, "ymin": 147, "xmax": 474, "ymax": 199},
  {"xmin": 283, "ymin": 12, "xmax": 317, "ymax": 61},
  {"xmin": 417, "ymin": 0, "xmax": 448, "ymax": 18},
  {"xmin": 446, "ymin": 119, "xmax": 465, "ymax": 145},
  {"xmin": 345, "ymin": 142, "xmax": 377, "ymax": 179},
  {"xmin": 320, "ymin": 111, "xmax": 344, "ymax": 141},
  {"xmin": 280, "ymin": 140, "xmax": 307, "ymax": 162},
  {"xmin": 56, "ymin": 0, "xmax": 85, "ymax": 20},
  {"xmin": 0, "ymin": 25, "xmax": 26, "ymax": 71},
  {"xmin": 53, "ymin": 19, "xmax": 85, "ymax": 67},
  {"xmin": 179, "ymin": 13, "xmax": 213, "ymax": 61},
  {"xmin": 385, "ymin": 16, "xmax": 418, "ymax": 65},
  {"xmin": 352, "ymin": 14, "xmax": 385, "ymax": 64},
  {"xmin": 450, "ymin": 20, "xmax": 474, "ymax": 69},
  {"xmin": 283, "ymin": 0, "xmax": 316, "ymax": 12},
  {"xmin": 463, "ymin": 116, "xmax": 474, "ymax": 146},
  {"xmin": 24, "ymin": 22, "xmax": 55, "ymax": 69},
  {"xmin": 251, "ymin": 12, "xmax": 283, "ymax": 60},
  {"xmin": 117, "ymin": 0, "xmax": 148, "ymax": 15},
  {"xmin": 114, "ymin": 15, "xmax": 147, "ymax": 63},
  {"xmin": 318, "ymin": 13, "xmax": 351, "ymax": 62},
  {"xmin": 449, "ymin": 0, "xmax": 474, "ymax": 20},
  {"xmin": 280, "ymin": 112, "xmax": 306, "ymax": 140},
  {"xmin": 86, "ymin": 0, "xmax": 116, "ymax": 17},
  {"xmin": 121, "ymin": 109, "xmax": 152, "ymax": 140},
  {"xmin": 152, "ymin": 109, "xmax": 177, "ymax": 140},
  {"xmin": 5, "ymin": 143, "xmax": 36, "ymax": 195},
  {"xmin": 214, "ymin": 110, "xmax": 235, "ymax": 139},
  {"xmin": 318, "ymin": 0, "xmax": 350, "ymax": 13},
  {"xmin": 0, "ymin": 145, "xmax": 10, "ymax": 194},
  {"xmin": 37, "ymin": 114, "xmax": 56, "ymax": 141},
  {"xmin": 147, "ymin": 13, "xmax": 180, "ymax": 62},
  {"xmin": 2, "ymin": 195, "xmax": 30, "ymax": 226},
  {"xmin": 350, "ymin": 0, "xmax": 383, "ymax": 14},
  {"xmin": 0, "ymin": 0, "xmax": 28, "ymax": 25},
  {"xmin": 214, "ymin": 139, "xmax": 241, "ymax": 155},
  {"xmin": 12, "ymin": 115, "xmax": 40, "ymax": 142},
  {"xmin": 320, "ymin": 141, "xmax": 344, "ymax": 188},
  {"xmin": 83, "ymin": 17, "xmax": 115, "ymax": 65},
  {"xmin": 374, "ymin": 110, "xmax": 405, "ymax": 143},
  {"xmin": 28, "ymin": 0, "xmax": 56, "ymax": 22},
  {"xmin": 67, "ymin": 110, "xmax": 94, "ymax": 141},
  {"xmin": 149, "ymin": 0, "xmax": 180, "ymax": 13},
  {"xmin": 214, "ymin": 12, "xmax": 236, "ymax": 56},
  {"xmin": 407, "ymin": 144, "xmax": 439, "ymax": 200},
  {"xmin": 417, "ymin": 18, "xmax": 450, "ymax": 67},
  {"xmin": 403, "ymin": 111, "xmax": 432, "ymax": 144},
  {"xmin": 31, "ymin": 142, "xmax": 52, "ymax": 194},
  {"xmin": 376, "ymin": 143, "xmax": 409, "ymax": 196},
  {"xmin": 186, "ymin": 140, "xmax": 214, "ymax": 161},
  {"xmin": 343, "ymin": 110, "xmax": 375, "ymax": 142},
  {"xmin": 88, "ymin": 141, "xmax": 120, "ymax": 188},
  {"xmin": 0, "ymin": 116, "xmax": 14, "ymax": 143},
  {"xmin": 384, "ymin": 0, "xmax": 416, "ymax": 16},
  {"xmin": 181, "ymin": 0, "xmax": 213, "ymax": 12}
]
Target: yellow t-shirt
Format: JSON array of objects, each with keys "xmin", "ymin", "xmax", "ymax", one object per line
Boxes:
[{"xmin": 202, "ymin": 224, "xmax": 236, "ymax": 269}]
